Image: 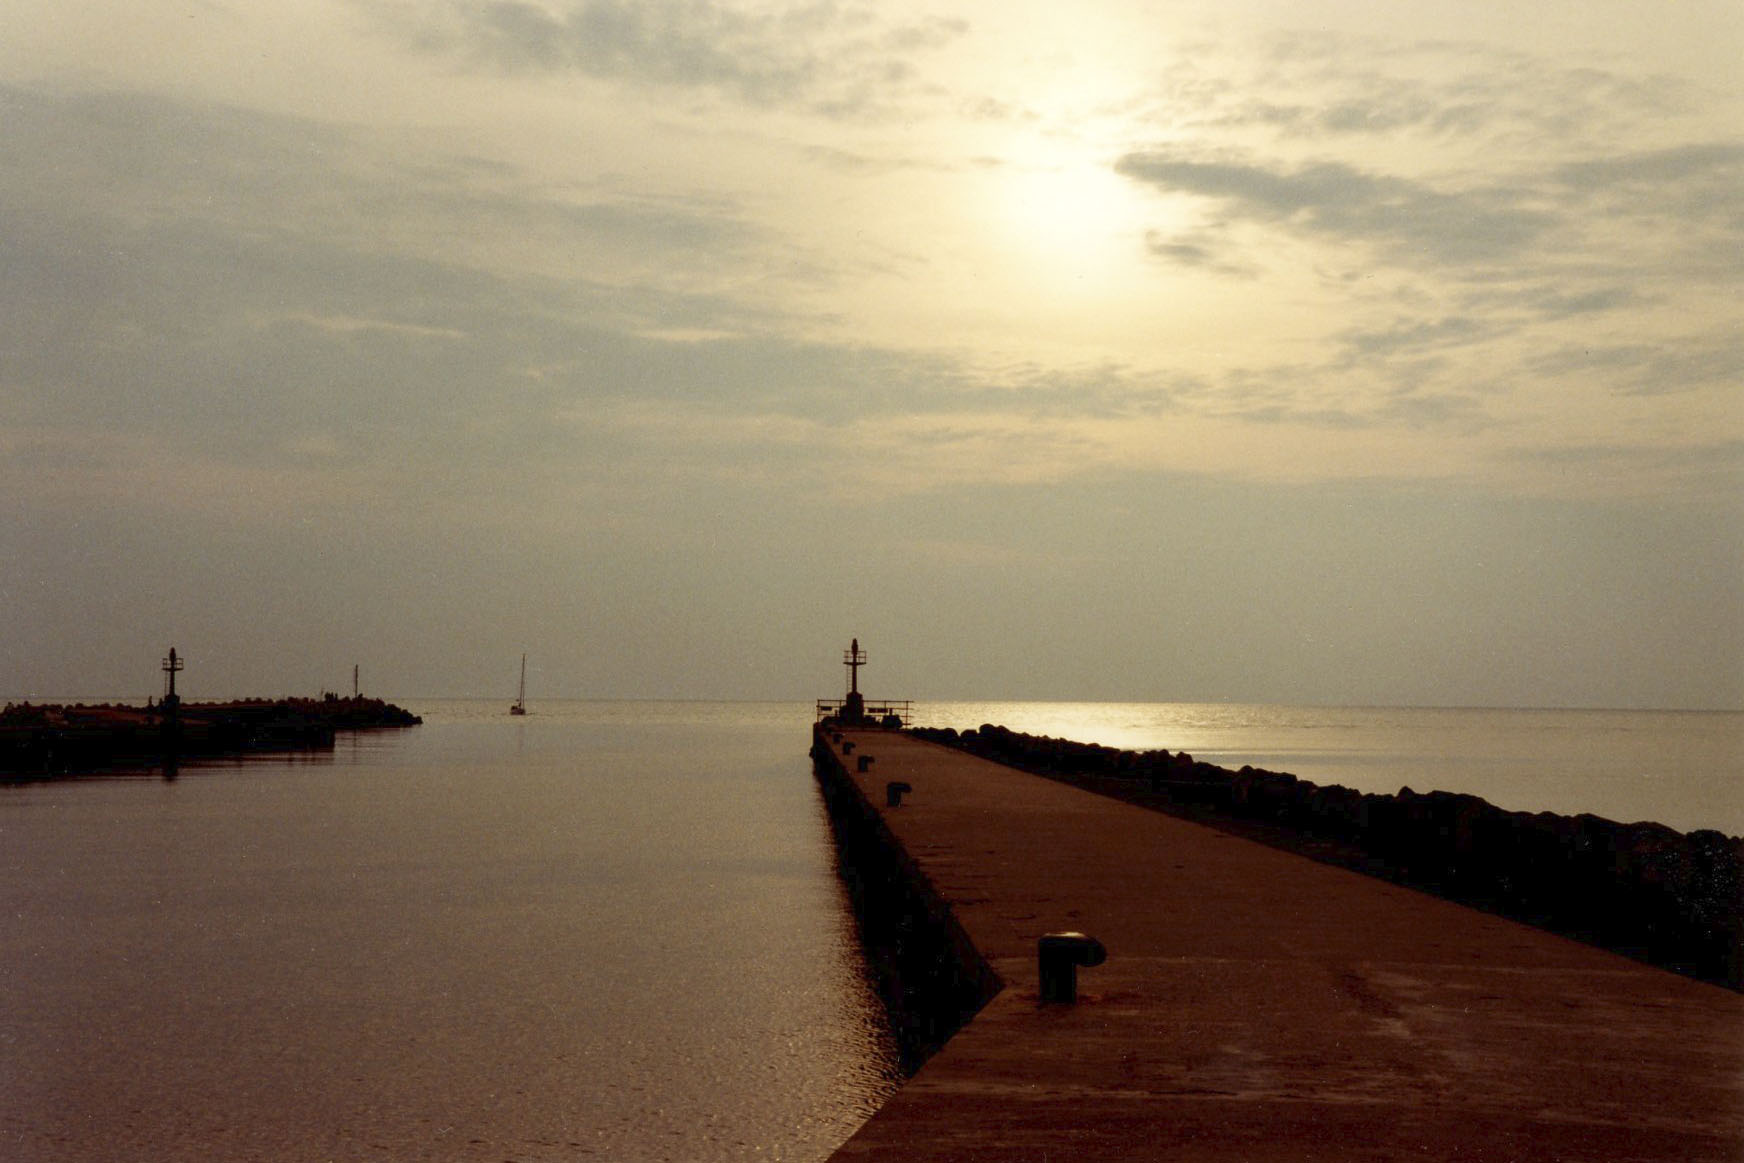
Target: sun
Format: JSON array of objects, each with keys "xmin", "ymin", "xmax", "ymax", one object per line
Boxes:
[{"xmin": 988, "ymin": 149, "xmax": 1153, "ymax": 295}]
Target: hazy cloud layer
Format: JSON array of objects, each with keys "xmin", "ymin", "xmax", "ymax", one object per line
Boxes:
[
  {"xmin": 1112, "ymin": 45, "xmax": 1742, "ymax": 457},
  {"xmin": 2, "ymin": 6, "xmax": 1740, "ymax": 706},
  {"xmin": 363, "ymin": 0, "xmax": 966, "ymax": 114},
  {"xmin": 6, "ymin": 81, "xmax": 1737, "ymax": 513},
  {"xmin": 1168, "ymin": 33, "xmax": 1701, "ymax": 148}
]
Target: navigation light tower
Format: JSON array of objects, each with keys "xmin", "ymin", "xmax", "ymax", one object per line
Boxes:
[
  {"xmin": 161, "ymin": 647, "xmax": 183, "ymax": 713},
  {"xmin": 842, "ymin": 638, "xmax": 867, "ymax": 724}
]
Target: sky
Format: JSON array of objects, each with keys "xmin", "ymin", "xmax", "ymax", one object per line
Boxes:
[{"xmin": 2, "ymin": 1, "xmax": 1740, "ymax": 708}]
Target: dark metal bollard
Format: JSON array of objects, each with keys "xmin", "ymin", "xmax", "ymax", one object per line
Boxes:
[
  {"xmin": 1038, "ymin": 932, "xmax": 1106, "ymax": 1003},
  {"xmin": 886, "ymin": 780, "xmax": 912, "ymax": 807},
  {"xmin": 842, "ymin": 740, "xmax": 856, "ymax": 755},
  {"xmin": 856, "ymin": 754, "xmax": 875, "ymax": 772}
]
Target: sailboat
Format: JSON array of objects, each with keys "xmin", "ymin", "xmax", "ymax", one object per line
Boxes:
[{"xmin": 509, "ymin": 653, "xmax": 527, "ymax": 716}]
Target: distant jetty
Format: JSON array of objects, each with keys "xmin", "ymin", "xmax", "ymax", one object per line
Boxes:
[
  {"xmin": 0, "ymin": 695, "xmax": 422, "ymax": 779},
  {"xmin": 912, "ymin": 723, "xmax": 1743, "ymax": 991}
]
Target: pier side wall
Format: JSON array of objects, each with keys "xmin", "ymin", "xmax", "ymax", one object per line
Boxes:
[{"xmin": 812, "ymin": 726, "xmax": 1000, "ymax": 1072}]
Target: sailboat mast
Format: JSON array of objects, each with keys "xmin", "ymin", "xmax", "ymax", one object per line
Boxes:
[{"xmin": 510, "ymin": 653, "xmax": 528, "ymax": 714}]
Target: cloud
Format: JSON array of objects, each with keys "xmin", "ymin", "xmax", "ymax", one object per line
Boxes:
[
  {"xmin": 1338, "ymin": 315, "xmax": 1497, "ymax": 358},
  {"xmin": 1113, "ymin": 44, "xmax": 1742, "ymax": 443},
  {"xmin": 1525, "ymin": 335, "xmax": 1744, "ymax": 396},
  {"xmin": 2, "ymin": 46, "xmax": 1736, "ymax": 528},
  {"xmin": 1141, "ymin": 229, "xmax": 1259, "ymax": 278},
  {"xmin": 0, "ymin": 86, "xmax": 787, "ymax": 360},
  {"xmin": 1171, "ymin": 33, "xmax": 1701, "ymax": 150},
  {"xmin": 360, "ymin": 0, "xmax": 966, "ymax": 115},
  {"xmin": 1555, "ymin": 141, "xmax": 1744, "ymax": 192},
  {"xmin": 1115, "ymin": 31, "xmax": 1744, "ymax": 305},
  {"xmin": 1552, "ymin": 143, "xmax": 1744, "ymax": 274},
  {"xmin": 1115, "ymin": 151, "xmax": 1556, "ymax": 267},
  {"xmin": 0, "ymin": 86, "xmax": 797, "ymax": 507},
  {"xmin": 0, "ymin": 87, "xmax": 1205, "ymax": 521},
  {"xmin": 1502, "ymin": 286, "xmax": 1643, "ymax": 321}
]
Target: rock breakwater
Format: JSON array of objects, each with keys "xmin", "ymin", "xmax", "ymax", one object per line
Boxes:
[
  {"xmin": 911, "ymin": 723, "xmax": 1742, "ymax": 991},
  {"xmin": 1, "ymin": 696, "xmax": 422, "ymax": 778}
]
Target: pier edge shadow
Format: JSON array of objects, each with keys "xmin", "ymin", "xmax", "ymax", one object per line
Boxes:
[{"xmin": 811, "ymin": 725, "xmax": 1002, "ymax": 1074}]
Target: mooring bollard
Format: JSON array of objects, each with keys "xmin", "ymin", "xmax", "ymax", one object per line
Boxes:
[
  {"xmin": 856, "ymin": 754, "xmax": 875, "ymax": 772},
  {"xmin": 1038, "ymin": 932, "xmax": 1106, "ymax": 1003},
  {"xmin": 842, "ymin": 740, "xmax": 856, "ymax": 755},
  {"xmin": 886, "ymin": 780, "xmax": 912, "ymax": 807}
]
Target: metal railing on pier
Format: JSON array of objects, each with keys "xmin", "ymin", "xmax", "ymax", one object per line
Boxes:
[{"xmin": 815, "ymin": 699, "xmax": 912, "ymax": 726}]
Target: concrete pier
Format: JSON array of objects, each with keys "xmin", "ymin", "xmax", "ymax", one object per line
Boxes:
[{"xmin": 816, "ymin": 726, "xmax": 1744, "ymax": 1161}]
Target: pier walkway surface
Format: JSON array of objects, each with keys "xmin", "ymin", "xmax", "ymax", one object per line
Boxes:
[{"xmin": 820, "ymin": 727, "xmax": 1744, "ymax": 1162}]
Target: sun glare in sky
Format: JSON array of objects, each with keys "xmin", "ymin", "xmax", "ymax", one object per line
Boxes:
[{"xmin": 992, "ymin": 151, "xmax": 1150, "ymax": 290}]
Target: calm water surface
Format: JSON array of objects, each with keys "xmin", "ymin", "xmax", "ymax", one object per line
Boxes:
[{"xmin": 0, "ymin": 700, "xmax": 900, "ymax": 1162}]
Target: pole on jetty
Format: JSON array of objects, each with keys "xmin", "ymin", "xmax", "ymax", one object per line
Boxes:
[
  {"xmin": 842, "ymin": 638, "xmax": 867, "ymax": 724},
  {"xmin": 353, "ymin": 665, "xmax": 359, "ymax": 699},
  {"xmin": 845, "ymin": 638, "xmax": 866, "ymax": 693},
  {"xmin": 160, "ymin": 647, "xmax": 183, "ymax": 714},
  {"xmin": 159, "ymin": 647, "xmax": 184, "ymax": 777}
]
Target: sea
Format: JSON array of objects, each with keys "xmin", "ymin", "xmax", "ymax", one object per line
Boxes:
[{"xmin": 1, "ymin": 699, "xmax": 1739, "ymax": 1162}]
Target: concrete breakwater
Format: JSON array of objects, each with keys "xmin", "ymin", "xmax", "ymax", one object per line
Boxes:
[
  {"xmin": 912, "ymin": 723, "xmax": 1742, "ymax": 991},
  {"xmin": 812, "ymin": 722, "xmax": 1744, "ymax": 1160},
  {"xmin": 0, "ymin": 697, "xmax": 423, "ymax": 778}
]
